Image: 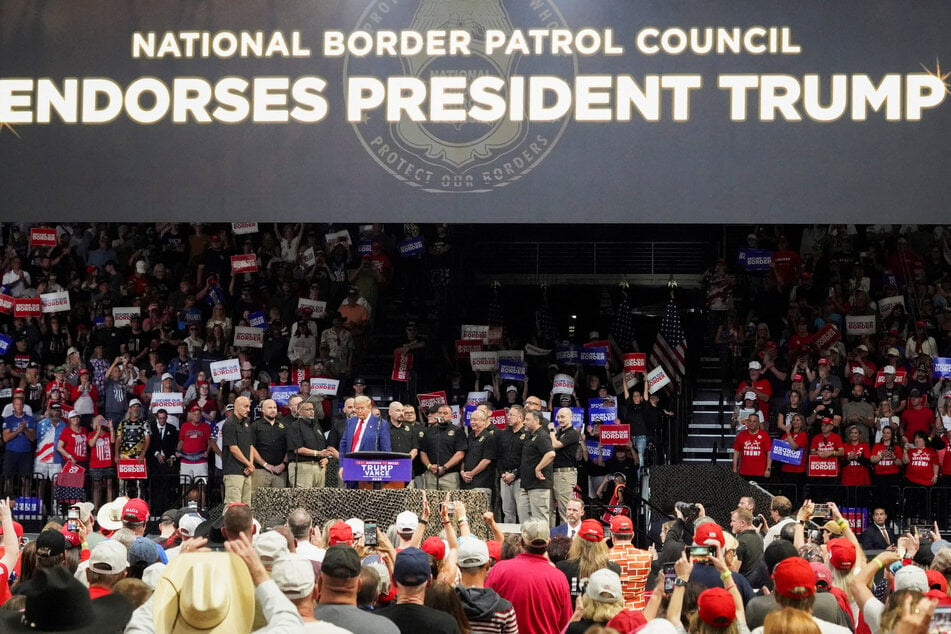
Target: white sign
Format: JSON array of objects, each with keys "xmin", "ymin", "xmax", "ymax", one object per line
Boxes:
[
  {"xmin": 113, "ymin": 306, "xmax": 141, "ymax": 327},
  {"xmin": 878, "ymin": 295, "xmax": 905, "ymax": 317},
  {"xmin": 450, "ymin": 405, "xmax": 461, "ymax": 426},
  {"xmin": 310, "ymin": 378, "xmax": 339, "ymax": 396},
  {"xmin": 232, "ymin": 222, "xmax": 259, "ymax": 234},
  {"xmin": 552, "ymin": 374, "xmax": 575, "ymax": 395},
  {"xmin": 325, "ymin": 230, "xmax": 352, "ymax": 247},
  {"xmin": 498, "ymin": 349, "xmax": 525, "ymax": 362},
  {"xmin": 469, "ymin": 351, "xmax": 499, "ymax": 372},
  {"xmin": 461, "ymin": 324, "xmax": 490, "ymax": 343},
  {"xmin": 210, "ymin": 359, "xmax": 241, "ymax": 382},
  {"xmin": 846, "ymin": 314, "xmax": 877, "ymax": 335},
  {"xmin": 647, "ymin": 366, "xmax": 671, "ymax": 394},
  {"xmin": 301, "ymin": 247, "xmax": 316, "ymax": 268},
  {"xmin": 151, "ymin": 392, "xmax": 183, "ymax": 413},
  {"xmin": 466, "ymin": 391, "xmax": 489, "ymax": 406},
  {"xmin": 40, "ymin": 291, "xmax": 70, "ymax": 313},
  {"xmin": 298, "ymin": 298, "xmax": 327, "ymax": 318},
  {"xmin": 233, "ymin": 326, "xmax": 263, "ymax": 349}
]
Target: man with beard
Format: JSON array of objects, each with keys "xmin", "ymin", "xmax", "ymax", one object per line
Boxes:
[
  {"xmin": 497, "ymin": 405, "xmax": 528, "ymax": 523},
  {"xmin": 518, "ymin": 409, "xmax": 556, "ymax": 525},
  {"xmin": 252, "ymin": 398, "xmax": 288, "ymax": 491},
  {"xmin": 549, "ymin": 407, "xmax": 581, "ymax": 525},
  {"xmin": 461, "ymin": 408, "xmax": 497, "ymax": 502},
  {"xmin": 286, "ymin": 397, "xmax": 330, "ymax": 488},
  {"xmin": 221, "ymin": 396, "xmax": 255, "ymax": 505},
  {"xmin": 387, "ymin": 401, "xmax": 419, "ymax": 486},
  {"xmin": 419, "ymin": 404, "xmax": 467, "ymax": 490}
]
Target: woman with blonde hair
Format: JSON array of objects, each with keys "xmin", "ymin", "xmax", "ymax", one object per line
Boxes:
[
  {"xmin": 763, "ymin": 607, "xmax": 820, "ymax": 634},
  {"xmin": 566, "ymin": 569, "xmax": 645, "ymax": 634},
  {"xmin": 556, "ymin": 519, "xmax": 620, "ymax": 601}
]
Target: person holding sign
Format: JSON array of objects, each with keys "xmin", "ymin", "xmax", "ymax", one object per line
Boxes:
[
  {"xmin": 519, "ymin": 409, "xmax": 556, "ymax": 525},
  {"xmin": 619, "ymin": 374, "xmax": 649, "ymax": 475},
  {"xmin": 115, "ymin": 399, "xmax": 150, "ymax": 499},
  {"xmin": 778, "ymin": 413, "xmax": 809, "ymax": 490},
  {"xmin": 549, "ymin": 407, "xmax": 581, "ymax": 525},
  {"xmin": 731, "ymin": 413, "xmax": 772, "ymax": 483}
]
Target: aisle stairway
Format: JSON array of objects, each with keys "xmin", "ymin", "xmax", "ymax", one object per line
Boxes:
[{"xmin": 682, "ymin": 354, "xmax": 734, "ymax": 464}]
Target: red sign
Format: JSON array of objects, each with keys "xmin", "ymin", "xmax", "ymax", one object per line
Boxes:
[
  {"xmin": 13, "ymin": 298, "xmax": 40, "ymax": 317},
  {"xmin": 455, "ymin": 339, "xmax": 483, "ymax": 359},
  {"xmin": 490, "ymin": 409, "xmax": 508, "ymax": 429},
  {"xmin": 292, "ymin": 367, "xmax": 310, "ymax": 385},
  {"xmin": 0, "ymin": 294, "xmax": 13, "ymax": 315},
  {"xmin": 585, "ymin": 340, "xmax": 611, "ymax": 350},
  {"xmin": 807, "ymin": 455, "xmax": 840, "ymax": 478},
  {"xmin": 117, "ymin": 459, "xmax": 148, "ymax": 480},
  {"xmin": 391, "ymin": 351, "xmax": 413, "ymax": 382},
  {"xmin": 875, "ymin": 369, "xmax": 908, "ymax": 386},
  {"xmin": 417, "ymin": 391, "xmax": 447, "ymax": 410},
  {"xmin": 487, "ymin": 326, "xmax": 503, "ymax": 346},
  {"xmin": 599, "ymin": 425, "xmax": 631, "ymax": 445},
  {"xmin": 29, "ymin": 227, "xmax": 57, "ymax": 247},
  {"xmin": 230, "ymin": 254, "xmax": 258, "ymax": 274},
  {"xmin": 623, "ymin": 353, "xmax": 646, "ymax": 373},
  {"xmin": 809, "ymin": 324, "xmax": 841, "ymax": 351}
]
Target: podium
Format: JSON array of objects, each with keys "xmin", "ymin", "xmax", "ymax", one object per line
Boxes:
[{"xmin": 342, "ymin": 451, "xmax": 412, "ymax": 490}]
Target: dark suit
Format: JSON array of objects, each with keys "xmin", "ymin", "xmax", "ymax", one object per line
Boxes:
[
  {"xmin": 339, "ymin": 414, "xmax": 391, "ymax": 488},
  {"xmin": 860, "ymin": 523, "xmax": 896, "ymax": 551},
  {"xmin": 551, "ymin": 522, "xmax": 583, "ymax": 540},
  {"xmin": 147, "ymin": 420, "xmax": 180, "ymax": 511}
]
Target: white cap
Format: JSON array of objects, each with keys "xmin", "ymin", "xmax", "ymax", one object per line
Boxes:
[
  {"xmin": 586, "ymin": 569, "xmax": 623, "ymax": 603},
  {"xmin": 457, "ymin": 537, "xmax": 490, "ymax": 568},
  {"xmin": 128, "ymin": 398, "xmax": 142, "ymax": 407},
  {"xmin": 66, "ymin": 410, "xmax": 80, "ymax": 419},
  {"xmin": 748, "ymin": 361, "xmax": 762, "ymax": 370},
  {"xmin": 160, "ymin": 373, "xmax": 173, "ymax": 381},
  {"xmin": 272, "ymin": 554, "xmax": 316, "ymax": 600},
  {"xmin": 88, "ymin": 540, "xmax": 129, "ymax": 575},
  {"xmin": 254, "ymin": 531, "xmax": 290, "ymax": 564},
  {"xmin": 743, "ymin": 391, "xmax": 756, "ymax": 401},
  {"xmin": 851, "ymin": 367, "xmax": 865, "ymax": 376},
  {"xmin": 178, "ymin": 514, "xmax": 203, "ymax": 538},
  {"xmin": 884, "ymin": 365, "xmax": 897, "ymax": 374},
  {"xmin": 345, "ymin": 518, "xmax": 364, "ymax": 538},
  {"xmin": 506, "ymin": 385, "xmax": 518, "ymax": 393},
  {"xmin": 395, "ymin": 511, "xmax": 419, "ymax": 534}
]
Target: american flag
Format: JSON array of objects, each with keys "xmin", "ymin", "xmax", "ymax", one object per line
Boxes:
[{"xmin": 650, "ymin": 298, "xmax": 687, "ymax": 383}]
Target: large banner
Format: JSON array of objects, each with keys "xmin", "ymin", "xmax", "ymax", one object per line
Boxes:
[{"xmin": 0, "ymin": 1, "xmax": 948, "ymax": 223}]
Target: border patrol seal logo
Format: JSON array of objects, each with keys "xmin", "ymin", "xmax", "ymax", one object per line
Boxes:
[{"xmin": 347, "ymin": 0, "xmax": 576, "ymax": 193}]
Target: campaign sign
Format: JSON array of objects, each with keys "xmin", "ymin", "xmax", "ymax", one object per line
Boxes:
[
  {"xmin": 391, "ymin": 351, "xmax": 412, "ymax": 382},
  {"xmin": 878, "ymin": 295, "xmax": 905, "ymax": 317},
  {"xmin": 461, "ymin": 324, "xmax": 490, "ymax": 343},
  {"xmin": 301, "ymin": 247, "xmax": 316, "ymax": 268},
  {"xmin": 807, "ymin": 455, "xmax": 840, "ymax": 478},
  {"xmin": 463, "ymin": 404, "xmax": 477, "ymax": 426},
  {"xmin": 14, "ymin": 298, "xmax": 40, "ymax": 317},
  {"xmin": 40, "ymin": 291, "xmax": 71, "ymax": 313},
  {"xmin": 624, "ymin": 353, "xmax": 647, "ymax": 373},
  {"xmin": 292, "ymin": 367, "xmax": 310, "ymax": 385},
  {"xmin": 12, "ymin": 497, "xmax": 41, "ymax": 516},
  {"xmin": 875, "ymin": 369, "xmax": 908, "ymax": 386},
  {"xmin": 210, "ymin": 359, "xmax": 241, "ymax": 382},
  {"xmin": 934, "ymin": 358, "xmax": 951, "ymax": 380},
  {"xmin": 466, "ymin": 391, "xmax": 488, "ymax": 407},
  {"xmin": 647, "ymin": 366, "xmax": 671, "ymax": 394},
  {"xmin": 769, "ymin": 440, "xmax": 805, "ymax": 466},
  {"xmin": 470, "ymin": 351, "xmax": 499, "ymax": 372},
  {"xmin": 555, "ymin": 343, "xmax": 580, "ymax": 364},
  {"xmin": 569, "ymin": 408, "xmax": 586, "ymax": 431},
  {"xmin": 341, "ymin": 458, "xmax": 411, "ymax": 483},
  {"xmin": 231, "ymin": 254, "xmax": 258, "ymax": 274},
  {"xmin": 585, "ymin": 440, "xmax": 615, "ymax": 460},
  {"xmin": 580, "ymin": 346, "xmax": 608, "ymax": 366},
  {"xmin": 325, "ymin": 230, "xmax": 352, "ymax": 246},
  {"xmin": 455, "ymin": 339, "xmax": 483, "ymax": 359},
  {"xmin": 0, "ymin": 294, "xmax": 12, "ymax": 314},
  {"xmin": 498, "ymin": 350, "xmax": 525, "ymax": 362},
  {"xmin": 113, "ymin": 306, "xmax": 140, "ymax": 327},
  {"xmin": 0, "ymin": 335, "xmax": 10, "ymax": 355},
  {"xmin": 248, "ymin": 310, "xmax": 266, "ymax": 328},
  {"xmin": 809, "ymin": 323, "xmax": 842, "ymax": 350},
  {"xmin": 233, "ymin": 326, "xmax": 263, "ymax": 348},
  {"xmin": 357, "ymin": 241, "xmax": 372, "ymax": 256},
  {"xmin": 398, "ymin": 236, "xmax": 425, "ymax": 257},
  {"xmin": 486, "ymin": 326, "xmax": 503, "ymax": 346},
  {"xmin": 231, "ymin": 222, "xmax": 259, "ymax": 234},
  {"xmin": 589, "ymin": 406, "xmax": 617, "ymax": 425},
  {"xmin": 297, "ymin": 297, "xmax": 327, "ymax": 318},
  {"xmin": 600, "ymin": 424, "xmax": 630, "ymax": 445},
  {"xmin": 589, "ymin": 397, "xmax": 617, "ymax": 410},
  {"xmin": 310, "ymin": 378, "xmax": 339, "ymax": 396},
  {"xmin": 450, "ymin": 405, "xmax": 462, "ymax": 426},
  {"xmin": 499, "ymin": 360, "xmax": 527, "ymax": 382},
  {"xmin": 552, "ymin": 374, "xmax": 575, "ymax": 395},
  {"xmin": 29, "ymin": 227, "xmax": 57, "ymax": 247},
  {"xmin": 490, "ymin": 409, "xmax": 508, "ymax": 429},
  {"xmin": 117, "ymin": 459, "xmax": 147, "ymax": 480},
  {"xmin": 151, "ymin": 392, "xmax": 183, "ymax": 413},
  {"xmin": 737, "ymin": 248, "xmax": 773, "ymax": 271},
  {"xmin": 846, "ymin": 314, "xmax": 877, "ymax": 335},
  {"xmin": 417, "ymin": 391, "xmax": 448, "ymax": 411},
  {"xmin": 269, "ymin": 384, "xmax": 298, "ymax": 406}
]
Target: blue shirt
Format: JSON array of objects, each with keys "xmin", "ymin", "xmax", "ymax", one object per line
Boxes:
[{"xmin": 4, "ymin": 413, "xmax": 36, "ymax": 454}]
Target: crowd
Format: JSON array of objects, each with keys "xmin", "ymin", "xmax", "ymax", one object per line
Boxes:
[{"xmin": 704, "ymin": 226, "xmax": 951, "ymax": 499}]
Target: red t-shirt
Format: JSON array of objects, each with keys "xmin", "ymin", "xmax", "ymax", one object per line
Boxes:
[
  {"xmin": 841, "ymin": 442, "xmax": 871, "ymax": 486},
  {"xmin": 733, "ymin": 429, "xmax": 772, "ymax": 477},
  {"xmin": 61, "ymin": 428, "xmax": 88, "ymax": 464},
  {"xmin": 810, "ymin": 433, "xmax": 844, "ymax": 455},
  {"xmin": 87, "ymin": 431, "xmax": 114, "ymax": 469},
  {"xmin": 735, "ymin": 379, "xmax": 773, "ymax": 419},
  {"xmin": 780, "ymin": 432, "xmax": 808, "ymax": 474},
  {"xmin": 872, "ymin": 443, "xmax": 903, "ymax": 476},
  {"xmin": 905, "ymin": 447, "xmax": 938, "ymax": 486},
  {"xmin": 901, "ymin": 407, "xmax": 933, "ymax": 439},
  {"xmin": 179, "ymin": 421, "xmax": 211, "ymax": 464}
]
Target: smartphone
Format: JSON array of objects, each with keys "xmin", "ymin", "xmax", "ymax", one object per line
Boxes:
[
  {"xmin": 663, "ymin": 563, "xmax": 677, "ymax": 592},
  {"xmin": 812, "ymin": 504, "xmax": 831, "ymax": 519},
  {"xmin": 67, "ymin": 506, "xmax": 80, "ymax": 532},
  {"xmin": 441, "ymin": 502, "xmax": 454, "ymax": 517},
  {"xmin": 364, "ymin": 520, "xmax": 378, "ymax": 547},
  {"xmin": 688, "ymin": 545, "xmax": 716, "ymax": 561},
  {"xmin": 930, "ymin": 606, "xmax": 951, "ymax": 634}
]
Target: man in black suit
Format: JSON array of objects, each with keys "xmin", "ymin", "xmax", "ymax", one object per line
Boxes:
[
  {"xmin": 147, "ymin": 408, "xmax": 180, "ymax": 513},
  {"xmin": 859, "ymin": 507, "xmax": 896, "ymax": 552}
]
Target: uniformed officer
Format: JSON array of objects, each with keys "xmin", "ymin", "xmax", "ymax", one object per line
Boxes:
[
  {"xmin": 386, "ymin": 401, "xmax": 418, "ymax": 486},
  {"xmin": 462, "ymin": 407, "xmax": 497, "ymax": 502},
  {"xmin": 251, "ymin": 398, "xmax": 288, "ymax": 491},
  {"xmin": 286, "ymin": 397, "xmax": 331, "ymax": 488},
  {"xmin": 519, "ymin": 409, "xmax": 556, "ymax": 525},
  {"xmin": 550, "ymin": 407, "xmax": 581, "ymax": 524},
  {"xmin": 419, "ymin": 404, "xmax": 468, "ymax": 490},
  {"xmin": 497, "ymin": 405, "xmax": 528, "ymax": 523}
]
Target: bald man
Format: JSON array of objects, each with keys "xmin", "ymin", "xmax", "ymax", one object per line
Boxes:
[
  {"xmin": 251, "ymin": 398, "xmax": 288, "ymax": 491},
  {"xmin": 550, "ymin": 407, "xmax": 581, "ymax": 524},
  {"xmin": 222, "ymin": 396, "xmax": 257, "ymax": 504}
]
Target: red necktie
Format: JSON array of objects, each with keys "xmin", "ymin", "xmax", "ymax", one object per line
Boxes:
[{"xmin": 351, "ymin": 419, "xmax": 365, "ymax": 451}]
